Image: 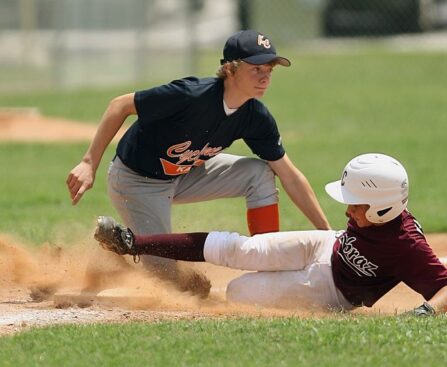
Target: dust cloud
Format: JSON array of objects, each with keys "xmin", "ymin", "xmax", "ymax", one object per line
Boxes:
[
  {"xmin": 1, "ymin": 232, "xmax": 446, "ymax": 318},
  {"xmin": 0, "ymin": 234, "xmax": 203, "ymax": 307},
  {"xmin": 0, "ymin": 234, "xmax": 322, "ymax": 318}
]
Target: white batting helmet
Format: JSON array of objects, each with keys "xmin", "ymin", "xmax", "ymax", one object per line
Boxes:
[{"xmin": 325, "ymin": 153, "xmax": 409, "ymax": 223}]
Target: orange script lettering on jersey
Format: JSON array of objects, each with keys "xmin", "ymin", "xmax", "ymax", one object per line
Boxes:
[
  {"xmin": 166, "ymin": 141, "xmax": 223, "ymax": 164},
  {"xmin": 160, "ymin": 141, "xmax": 224, "ymax": 176}
]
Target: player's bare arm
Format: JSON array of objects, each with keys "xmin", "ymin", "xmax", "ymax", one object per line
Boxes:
[
  {"xmin": 268, "ymin": 154, "xmax": 331, "ymax": 230},
  {"xmin": 66, "ymin": 93, "xmax": 136, "ymax": 205},
  {"xmin": 406, "ymin": 285, "xmax": 447, "ymax": 316},
  {"xmin": 426, "ymin": 285, "xmax": 447, "ymax": 313}
]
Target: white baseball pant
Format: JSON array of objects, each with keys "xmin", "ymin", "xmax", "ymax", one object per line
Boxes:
[{"xmin": 204, "ymin": 230, "xmax": 354, "ymax": 311}]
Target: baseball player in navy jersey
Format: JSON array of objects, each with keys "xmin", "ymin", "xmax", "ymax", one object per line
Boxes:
[
  {"xmin": 94, "ymin": 153, "xmax": 447, "ymax": 315},
  {"xmin": 66, "ymin": 30, "xmax": 330, "ymax": 292}
]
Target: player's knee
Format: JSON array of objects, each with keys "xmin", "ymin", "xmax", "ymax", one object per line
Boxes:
[
  {"xmin": 226, "ymin": 278, "xmax": 242, "ymax": 303},
  {"xmin": 226, "ymin": 275, "xmax": 251, "ymax": 304},
  {"xmin": 237, "ymin": 158, "xmax": 277, "ymax": 202},
  {"xmin": 242, "ymin": 158, "xmax": 273, "ymax": 181}
]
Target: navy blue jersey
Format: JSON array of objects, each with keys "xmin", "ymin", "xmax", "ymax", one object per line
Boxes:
[{"xmin": 116, "ymin": 77, "xmax": 285, "ymax": 179}]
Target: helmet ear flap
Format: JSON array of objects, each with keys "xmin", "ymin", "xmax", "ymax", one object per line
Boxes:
[
  {"xmin": 365, "ymin": 199, "xmax": 408, "ymax": 224},
  {"xmin": 365, "ymin": 206, "xmax": 392, "ymax": 224}
]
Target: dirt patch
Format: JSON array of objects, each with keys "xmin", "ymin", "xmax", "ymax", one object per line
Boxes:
[{"xmin": 0, "ymin": 109, "xmax": 125, "ymax": 142}]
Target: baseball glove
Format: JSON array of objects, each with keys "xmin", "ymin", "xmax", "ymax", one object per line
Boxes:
[{"xmin": 404, "ymin": 302, "xmax": 436, "ymax": 316}]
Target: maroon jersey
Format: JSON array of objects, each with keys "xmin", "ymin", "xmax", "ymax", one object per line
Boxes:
[{"xmin": 331, "ymin": 210, "xmax": 447, "ymax": 307}]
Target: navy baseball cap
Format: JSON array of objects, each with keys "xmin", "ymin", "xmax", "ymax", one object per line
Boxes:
[{"xmin": 220, "ymin": 30, "xmax": 291, "ymax": 67}]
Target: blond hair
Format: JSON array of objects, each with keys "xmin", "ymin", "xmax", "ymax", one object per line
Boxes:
[
  {"xmin": 216, "ymin": 60, "xmax": 243, "ymax": 79},
  {"xmin": 216, "ymin": 59, "xmax": 280, "ymax": 79}
]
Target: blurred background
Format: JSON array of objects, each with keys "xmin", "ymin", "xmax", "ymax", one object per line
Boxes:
[{"xmin": 1, "ymin": 0, "xmax": 447, "ymax": 92}]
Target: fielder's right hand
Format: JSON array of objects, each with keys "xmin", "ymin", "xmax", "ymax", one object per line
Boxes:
[{"xmin": 66, "ymin": 160, "xmax": 95, "ymax": 205}]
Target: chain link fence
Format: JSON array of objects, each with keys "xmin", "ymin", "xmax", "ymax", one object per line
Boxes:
[
  {"xmin": 1, "ymin": 0, "xmax": 446, "ymax": 92},
  {"xmin": 0, "ymin": 0, "xmax": 237, "ymax": 91},
  {"xmin": 248, "ymin": 0, "xmax": 447, "ymax": 42}
]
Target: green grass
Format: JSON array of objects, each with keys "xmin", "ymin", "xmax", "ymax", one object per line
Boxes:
[
  {"xmin": 0, "ymin": 143, "xmax": 116, "ymax": 245},
  {"xmin": 263, "ymin": 51, "xmax": 447, "ymax": 231},
  {"xmin": 1, "ymin": 48, "xmax": 447, "ymax": 363},
  {"xmin": 2, "ymin": 50, "xmax": 446, "ymax": 241},
  {"xmin": 0, "ymin": 86, "xmax": 136, "ymax": 122},
  {"xmin": 1, "ymin": 316, "xmax": 447, "ymax": 367}
]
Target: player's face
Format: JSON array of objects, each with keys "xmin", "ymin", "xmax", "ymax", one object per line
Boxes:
[
  {"xmin": 345, "ymin": 204, "xmax": 374, "ymax": 227},
  {"xmin": 233, "ymin": 62, "xmax": 273, "ymax": 98}
]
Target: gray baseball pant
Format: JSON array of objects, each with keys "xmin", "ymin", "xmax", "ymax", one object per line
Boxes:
[{"xmin": 107, "ymin": 153, "xmax": 278, "ymax": 270}]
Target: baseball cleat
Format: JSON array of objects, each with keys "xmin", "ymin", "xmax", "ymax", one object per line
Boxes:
[{"xmin": 94, "ymin": 216, "xmax": 137, "ymax": 257}]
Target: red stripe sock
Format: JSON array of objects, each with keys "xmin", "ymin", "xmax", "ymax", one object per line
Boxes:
[{"xmin": 246, "ymin": 203, "xmax": 280, "ymax": 235}]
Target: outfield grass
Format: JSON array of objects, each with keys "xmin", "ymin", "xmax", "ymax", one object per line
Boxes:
[
  {"xmin": 1, "ymin": 48, "xmax": 446, "ymax": 363},
  {"xmin": 0, "ymin": 143, "xmax": 114, "ymax": 244},
  {"xmin": 1, "ymin": 316, "xmax": 447, "ymax": 367}
]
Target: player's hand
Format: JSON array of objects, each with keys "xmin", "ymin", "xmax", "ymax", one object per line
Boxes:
[
  {"xmin": 403, "ymin": 302, "xmax": 436, "ymax": 317},
  {"xmin": 66, "ymin": 161, "xmax": 96, "ymax": 205}
]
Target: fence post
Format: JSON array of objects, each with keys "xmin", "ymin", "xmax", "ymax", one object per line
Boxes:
[
  {"xmin": 238, "ymin": 0, "xmax": 252, "ymax": 30},
  {"xmin": 186, "ymin": 0, "xmax": 204, "ymax": 76},
  {"xmin": 19, "ymin": 0, "xmax": 36, "ymax": 66}
]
